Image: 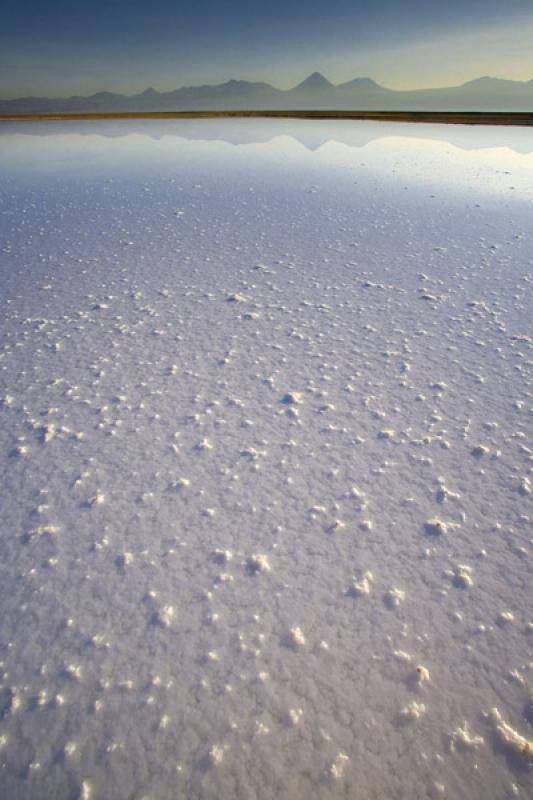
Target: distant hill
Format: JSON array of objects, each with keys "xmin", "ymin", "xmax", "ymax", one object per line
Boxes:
[{"xmin": 1, "ymin": 73, "xmax": 532, "ymax": 114}]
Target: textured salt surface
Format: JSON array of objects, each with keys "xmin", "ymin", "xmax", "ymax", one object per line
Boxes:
[{"xmin": 0, "ymin": 119, "xmax": 531, "ymax": 799}]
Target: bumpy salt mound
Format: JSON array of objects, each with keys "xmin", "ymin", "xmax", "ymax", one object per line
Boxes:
[
  {"xmin": 449, "ymin": 721, "xmax": 484, "ymax": 752},
  {"xmin": 399, "ymin": 701, "xmax": 426, "ymax": 723},
  {"xmin": 245, "ymin": 554, "xmax": 271, "ymax": 574},
  {"xmin": 346, "ymin": 571, "xmax": 374, "ymax": 597},
  {"xmin": 284, "ymin": 626, "xmax": 306, "ymax": 649},
  {"xmin": 281, "ymin": 391, "xmax": 303, "ymax": 405},
  {"xmin": 490, "ymin": 708, "xmax": 533, "ymax": 761}
]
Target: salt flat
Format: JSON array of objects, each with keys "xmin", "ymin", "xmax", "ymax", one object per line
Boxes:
[{"xmin": 0, "ymin": 119, "xmax": 531, "ymax": 799}]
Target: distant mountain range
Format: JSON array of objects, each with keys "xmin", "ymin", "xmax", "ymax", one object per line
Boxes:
[{"xmin": 1, "ymin": 72, "xmax": 533, "ymax": 114}]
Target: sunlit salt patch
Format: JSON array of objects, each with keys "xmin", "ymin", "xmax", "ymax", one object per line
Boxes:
[
  {"xmin": 435, "ymin": 481, "xmax": 461, "ymax": 504},
  {"xmin": 309, "ymin": 504, "xmax": 327, "ymax": 516},
  {"xmin": 283, "ymin": 406, "xmax": 299, "ymax": 420},
  {"xmin": 80, "ymin": 780, "xmax": 93, "ymax": 800},
  {"xmin": 518, "ymin": 476, "xmax": 531, "ymax": 496},
  {"xmin": 393, "ymin": 650, "xmax": 412, "ymax": 663},
  {"xmin": 245, "ymin": 554, "xmax": 271, "ymax": 574},
  {"xmin": 0, "ymin": 687, "xmax": 22, "ymax": 716},
  {"xmin": 449, "ymin": 721, "xmax": 485, "ymax": 752},
  {"xmin": 490, "ymin": 708, "xmax": 533, "ymax": 761},
  {"xmin": 254, "ymin": 720, "xmax": 270, "ymax": 736},
  {"xmin": 226, "ymin": 293, "xmax": 248, "ymax": 303},
  {"xmin": 211, "ymin": 549, "xmax": 233, "ymax": 565},
  {"xmin": 139, "ymin": 491, "xmax": 156, "ymax": 504},
  {"xmin": 10, "ymin": 443, "xmax": 29, "ymax": 457},
  {"xmin": 87, "ymin": 492, "xmax": 105, "ymax": 507},
  {"xmin": 33, "ymin": 689, "xmax": 48, "ymax": 707},
  {"xmin": 507, "ymin": 669, "xmax": 525, "ymax": 686},
  {"xmin": 170, "ymin": 477, "xmax": 190, "ymax": 490},
  {"xmin": 89, "ymin": 634, "xmax": 108, "ymax": 649},
  {"xmin": 346, "ymin": 571, "xmax": 374, "ymax": 597},
  {"xmin": 284, "ymin": 626, "xmax": 306, "ymax": 649},
  {"xmin": 213, "ymin": 573, "xmax": 234, "ymax": 585},
  {"xmin": 195, "ymin": 437, "xmax": 213, "ymax": 451},
  {"xmin": 450, "ymin": 564, "xmax": 474, "ymax": 589},
  {"xmin": 37, "ymin": 423, "xmax": 56, "ymax": 444},
  {"xmin": 158, "ymin": 713, "xmax": 170, "ymax": 730},
  {"xmin": 64, "ymin": 741, "xmax": 78, "ymax": 759},
  {"xmin": 63, "ymin": 663, "xmax": 82, "ymax": 681},
  {"xmin": 399, "ymin": 701, "xmax": 427, "ymax": 723},
  {"xmin": 412, "ymin": 665, "xmax": 430, "ymax": 686},
  {"xmin": 206, "ymin": 743, "xmax": 226, "ymax": 767},
  {"xmin": 153, "ymin": 605, "xmax": 175, "ymax": 628},
  {"xmin": 204, "ymin": 650, "xmax": 219, "ymax": 663},
  {"xmin": 115, "ymin": 552, "xmax": 134, "ymax": 569},
  {"xmin": 327, "ymin": 519, "xmax": 346, "ymax": 533},
  {"xmin": 327, "ymin": 752, "xmax": 349, "ymax": 781},
  {"xmin": 92, "ymin": 536, "xmax": 109, "ymax": 552},
  {"xmin": 286, "ymin": 708, "xmax": 304, "ymax": 727},
  {"xmin": 281, "ymin": 392, "xmax": 303, "ymax": 405},
  {"xmin": 424, "ymin": 518, "xmax": 453, "ymax": 536},
  {"xmin": 253, "ymin": 263, "xmax": 275, "ymax": 273},
  {"xmin": 240, "ymin": 447, "xmax": 266, "ymax": 460},
  {"xmin": 384, "ymin": 588, "xmax": 406, "ymax": 607},
  {"xmin": 26, "ymin": 524, "xmax": 61, "ymax": 541}
]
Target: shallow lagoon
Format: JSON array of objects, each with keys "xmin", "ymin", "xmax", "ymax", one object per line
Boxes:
[{"xmin": 0, "ymin": 120, "xmax": 532, "ymax": 799}]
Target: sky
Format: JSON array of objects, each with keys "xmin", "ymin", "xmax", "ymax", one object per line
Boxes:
[{"xmin": 1, "ymin": 0, "xmax": 533, "ymax": 98}]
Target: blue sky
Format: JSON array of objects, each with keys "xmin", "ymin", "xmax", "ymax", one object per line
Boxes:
[{"xmin": 1, "ymin": 0, "xmax": 533, "ymax": 97}]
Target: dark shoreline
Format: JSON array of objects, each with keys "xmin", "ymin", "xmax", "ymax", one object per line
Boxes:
[{"xmin": 1, "ymin": 110, "xmax": 533, "ymax": 126}]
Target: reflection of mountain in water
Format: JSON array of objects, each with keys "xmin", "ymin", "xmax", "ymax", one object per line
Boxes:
[{"xmin": 1, "ymin": 118, "xmax": 532, "ymax": 155}]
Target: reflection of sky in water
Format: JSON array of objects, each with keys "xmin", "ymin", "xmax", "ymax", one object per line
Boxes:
[{"xmin": 1, "ymin": 120, "xmax": 532, "ymax": 200}]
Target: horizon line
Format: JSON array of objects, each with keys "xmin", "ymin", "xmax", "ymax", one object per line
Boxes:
[{"xmin": 1, "ymin": 110, "xmax": 533, "ymax": 127}]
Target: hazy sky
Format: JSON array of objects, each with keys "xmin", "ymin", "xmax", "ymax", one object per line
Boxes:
[{"xmin": 1, "ymin": 0, "xmax": 533, "ymax": 98}]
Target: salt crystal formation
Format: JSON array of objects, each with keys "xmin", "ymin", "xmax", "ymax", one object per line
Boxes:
[
  {"xmin": 281, "ymin": 392, "xmax": 303, "ymax": 405},
  {"xmin": 413, "ymin": 665, "xmax": 430, "ymax": 685},
  {"xmin": 490, "ymin": 708, "xmax": 533, "ymax": 761},
  {"xmin": 285, "ymin": 626, "xmax": 306, "ymax": 648},
  {"xmin": 452, "ymin": 564, "xmax": 473, "ymax": 589},
  {"xmin": 424, "ymin": 518, "xmax": 449, "ymax": 536},
  {"xmin": 346, "ymin": 571, "xmax": 374, "ymax": 597},
  {"xmin": 153, "ymin": 605, "xmax": 175, "ymax": 628},
  {"xmin": 384, "ymin": 587, "xmax": 406, "ymax": 607},
  {"xmin": 245, "ymin": 554, "xmax": 271, "ymax": 574},
  {"xmin": 399, "ymin": 701, "xmax": 426, "ymax": 722},
  {"xmin": 449, "ymin": 721, "xmax": 485, "ymax": 752},
  {"xmin": 328, "ymin": 752, "xmax": 349, "ymax": 781}
]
